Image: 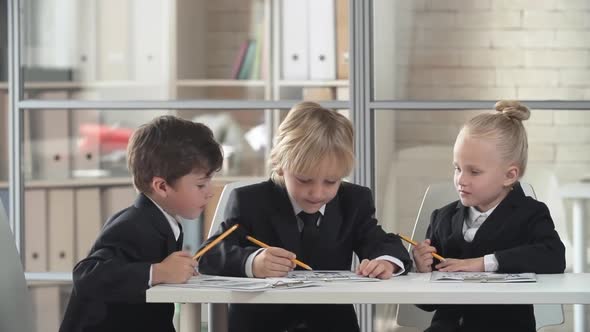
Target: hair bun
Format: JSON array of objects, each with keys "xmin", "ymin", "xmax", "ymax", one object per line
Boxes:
[{"xmin": 495, "ymin": 100, "xmax": 530, "ymax": 121}]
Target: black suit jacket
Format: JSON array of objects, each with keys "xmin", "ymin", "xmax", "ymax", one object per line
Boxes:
[
  {"xmin": 199, "ymin": 180, "xmax": 412, "ymax": 331},
  {"xmin": 60, "ymin": 194, "xmax": 179, "ymax": 332},
  {"xmin": 199, "ymin": 179, "xmax": 412, "ymax": 276},
  {"xmin": 419, "ymin": 182, "xmax": 566, "ymax": 332}
]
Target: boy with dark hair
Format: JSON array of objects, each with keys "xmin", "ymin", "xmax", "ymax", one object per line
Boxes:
[{"xmin": 60, "ymin": 115, "xmax": 223, "ymax": 332}]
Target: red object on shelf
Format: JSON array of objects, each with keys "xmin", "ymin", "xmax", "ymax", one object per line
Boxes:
[{"xmin": 78, "ymin": 124, "xmax": 133, "ymax": 154}]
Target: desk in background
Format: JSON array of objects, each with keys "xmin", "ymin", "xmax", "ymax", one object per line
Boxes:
[{"xmin": 147, "ymin": 273, "xmax": 590, "ymax": 332}]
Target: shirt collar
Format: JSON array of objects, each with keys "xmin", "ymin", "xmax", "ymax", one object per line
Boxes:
[
  {"xmin": 286, "ymin": 192, "xmax": 326, "ymax": 217},
  {"xmin": 468, "ymin": 205, "xmax": 497, "ymax": 224},
  {"xmin": 146, "ymin": 195, "xmax": 181, "ymax": 241}
]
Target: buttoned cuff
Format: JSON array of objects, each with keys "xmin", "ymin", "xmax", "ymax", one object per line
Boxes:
[
  {"xmin": 484, "ymin": 254, "xmax": 499, "ymax": 272},
  {"xmin": 245, "ymin": 248, "xmax": 266, "ymax": 277},
  {"xmin": 374, "ymin": 255, "xmax": 406, "ymax": 276}
]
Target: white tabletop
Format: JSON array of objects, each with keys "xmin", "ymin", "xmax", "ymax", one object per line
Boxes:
[{"xmin": 147, "ymin": 272, "xmax": 590, "ymax": 305}]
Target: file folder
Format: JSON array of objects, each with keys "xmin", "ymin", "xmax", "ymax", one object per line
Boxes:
[
  {"xmin": 75, "ymin": 188, "xmax": 102, "ymax": 261},
  {"xmin": 308, "ymin": 0, "xmax": 336, "ymax": 80},
  {"xmin": 336, "ymin": 0, "xmax": 349, "ymax": 79},
  {"xmin": 281, "ymin": 0, "xmax": 309, "ymax": 80},
  {"xmin": 24, "ymin": 189, "xmax": 48, "ymax": 272},
  {"xmin": 32, "ymin": 92, "xmax": 71, "ymax": 180},
  {"xmin": 48, "ymin": 189, "xmax": 75, "ymax": 271}
]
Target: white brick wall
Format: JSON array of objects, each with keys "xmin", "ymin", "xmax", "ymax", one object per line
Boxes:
[
  {"xmin": 460, "ymin": 49, "xmax": 524, "ymax": 67},
  {"xmin": 555, "ymin": 111, "xmax": 590, "ymax": 125},
  {"xmin": 496, "ymin": 69, "xmax": 560, "ymax": 87},
  {"xmin": 522, "ymin": 11, "xmax": 589, "ymax": 29},
  {"xmin": 462, "ymin": 12, "xmax": 522, "ymax": 29},
  {"xmin": 517, "ymin": 87, "xmax": 586, "ymax": 99},
  {"xmin": 525, "ymin": 50, "xmax": 589, "ymax": 68}
]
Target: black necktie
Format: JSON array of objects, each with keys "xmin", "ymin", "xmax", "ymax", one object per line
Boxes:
[
  {"xmin": 176, "ymin": 223, "xmax": 184, "ymax": 251},
  {"xmin": 298, "ymin": 211, "xmax": 321, "ymax": 266}
]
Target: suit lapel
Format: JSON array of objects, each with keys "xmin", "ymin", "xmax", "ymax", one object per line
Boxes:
[
  {"xmin": 134, "ymin": 193, "xmax": 177, "ymax": 253},
  {"xmin": 318, "ymin": 194, "xmax": 342, "ymax": 249},
  {"xmin": 268, "ymin": 182, "xmax": 302, "ymax": 256},
  {"xmin": 471, "ymin": 182, "xmax": 525, "ymax": 246},
  {"xmin": 450, "ymin": 202, "xmax": 467, "ymax": 242}
]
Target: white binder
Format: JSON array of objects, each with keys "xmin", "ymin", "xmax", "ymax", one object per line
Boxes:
[
  {"xmin": 281, "ymin": 0, "xmax": 309, "ymax": 80},
  {"xmin": 308, "ymin": 0, "xmax": 336, "ymax": 80}
]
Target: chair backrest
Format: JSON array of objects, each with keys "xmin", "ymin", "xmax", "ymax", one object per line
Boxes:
[
  {"xmin": 0, "ymin": 199, "xmax": 35, "ymax": 332},
  {"xmin": 206, "ymin": 179, "xmax": 264, "ymax": 332},
  {"xmin": 396, "ymin": 182, "xmax": 563, "ymax": 331},
  {"xmin": 208, "ymin": 178, "xmax": 265, "ymax": 238}
]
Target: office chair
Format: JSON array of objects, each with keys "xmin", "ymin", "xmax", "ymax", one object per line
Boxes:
[
  {"xmin": 0, "ymin": 197, "xmax": 35, "ymax": 332},
  {"xmin": 395, "ymin": 182, "xmax": 564, "ymax": 331}
]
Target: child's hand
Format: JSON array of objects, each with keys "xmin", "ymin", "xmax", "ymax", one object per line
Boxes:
[
  {"xmin": 412, "ymin": 239, "xmax": 437, "ymax": 272},
  {"xmin": 435, "ymin": 257, "xmax": 484, "ymax": 272},
  {"xmin": 252, "ymin": 247, "xmax": 296, "ymax": 278},
  {"xmin": 152, "ymin": 251, "xmax": 198, "ymax": 285},
  {"xmin": 356, "ymin": 259, "xmax": 397, "ymax": 279}
]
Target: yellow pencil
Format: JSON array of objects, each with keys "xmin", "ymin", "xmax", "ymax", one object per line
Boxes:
[
  {"xmin": 396, "ymin": 233, "xmax": 446, "ymax": 261},
  {"xmin": 246, "ymin": 235, "xmax": 313, "ymax": 271},
  {"xmin": 193, "ymin": 224, "xmax": 239, "ymax": 260}
]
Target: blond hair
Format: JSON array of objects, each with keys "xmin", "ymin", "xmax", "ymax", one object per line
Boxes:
[
  {"xmin": 460, "ymin": 100, "xmax": 530, "ymax": 176},
  {"xmin": 269, "ymin": 102, "xmax": 354, "ymax": 185}
]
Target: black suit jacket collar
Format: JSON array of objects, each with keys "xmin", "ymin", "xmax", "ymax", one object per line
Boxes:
[
  {"xmin": 451, "ymin": 182, "xmax": 526, "ymax": 246},
  {"xmin": 134, "ymin": 193, "xmax": 178, "ymax": 254}
]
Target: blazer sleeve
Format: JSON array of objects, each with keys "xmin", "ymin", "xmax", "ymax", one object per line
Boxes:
[
  {"xmin": 494, "ymin": 202, "xmax": 566, "ymax": 274},
  {"xmin": 425, "ymin": 208, "xmax": 443, "ymax": 271},
  {"xmin": 352, "ymin": 187, "xmax": 412, "ymax": 273},
  {"xmin": 72, "ymin": 220, "xmax": 151, "ymax": 302},
  {"xmin": 198, "ymin": 190, "xmax": 259, "ymax": 277}
]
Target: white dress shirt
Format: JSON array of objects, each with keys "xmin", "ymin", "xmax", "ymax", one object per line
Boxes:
[{"xmin": 463, "ymin": 205, "xmax": 500, "ymax": 272}]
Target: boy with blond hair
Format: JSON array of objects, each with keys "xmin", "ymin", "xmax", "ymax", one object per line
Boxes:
[{"xmin": 200, "ymin": 102, "xmax": 411, "ymax": 332}]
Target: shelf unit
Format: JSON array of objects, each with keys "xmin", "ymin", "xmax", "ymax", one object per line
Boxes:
[
  {"xmin": 0, "ymin": 0, "xmax": 350, "ymax": 236},
  {"xmin": 0, "ymin": 2, "xmax": 349, "ymax": 329}
]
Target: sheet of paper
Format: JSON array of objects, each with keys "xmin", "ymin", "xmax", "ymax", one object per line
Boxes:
[
  {"xmin": 285, "ymin": 270, "xmax": 380, "ymax": 282},
  {"xmin": 160, "ymin": 275, "xmax": 316, "ymax": 291},
  {"xmin": 430, "ymin": 271, "xmax": 537, "ymax": 283}
]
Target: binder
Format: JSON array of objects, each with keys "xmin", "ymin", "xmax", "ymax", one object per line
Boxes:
[
  {"xmin": 101, "ymin": 186, "xmax": 137, "ymax": 219},
  {"xmin": 335, "ymin": 0, "xmax": 349, "ymax": 79},
  {"xmin": 74, "ymin": 0, "xmax": 97, "ymax": 82},
  {"xmin": 31, "ymin": 92, "xmax": 71, "ymax": 180},
  {"xmin": 47, "ymin": 189, "xmax": 75, "ymax": 272},
  {"xmin": 24, "ymin": 189, "xmax": 48, "ymax": 272},
  {"xmin": 238, "ymin": 40, "xmax": 257, "ymax": 80},
  {"xmin": 0, "ymin": 92, "xmax": 7, "ymax": 179},
  {"xmin": 71, "ymin": 110, "xmax": 101, "ymax": 176},
  {"xmin": 281, "ymin": 0, "xmax": 309, "ymax": 80},
  {"xmin": 75, "ymin": 188, "xmax": 102, "ymax": 261},
  {"xmin": 308, "ymin": 0, "xmax": 336, "ymax": 80},
  {"xmin": 30, "ymin": 286, "xmax": 61, "ymax": 332},
  {"xmin": 231, "ymin": 41, "xmax": 250, "ymax": 79}
]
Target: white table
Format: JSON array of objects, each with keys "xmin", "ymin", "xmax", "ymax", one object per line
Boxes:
[
  {"xmin": 147, "ymin": 273, "xmax": 590, "ymax": 331},
  {"xmin": 560, "ymin": 182, "xmax": 590, "ymax": 332}
]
